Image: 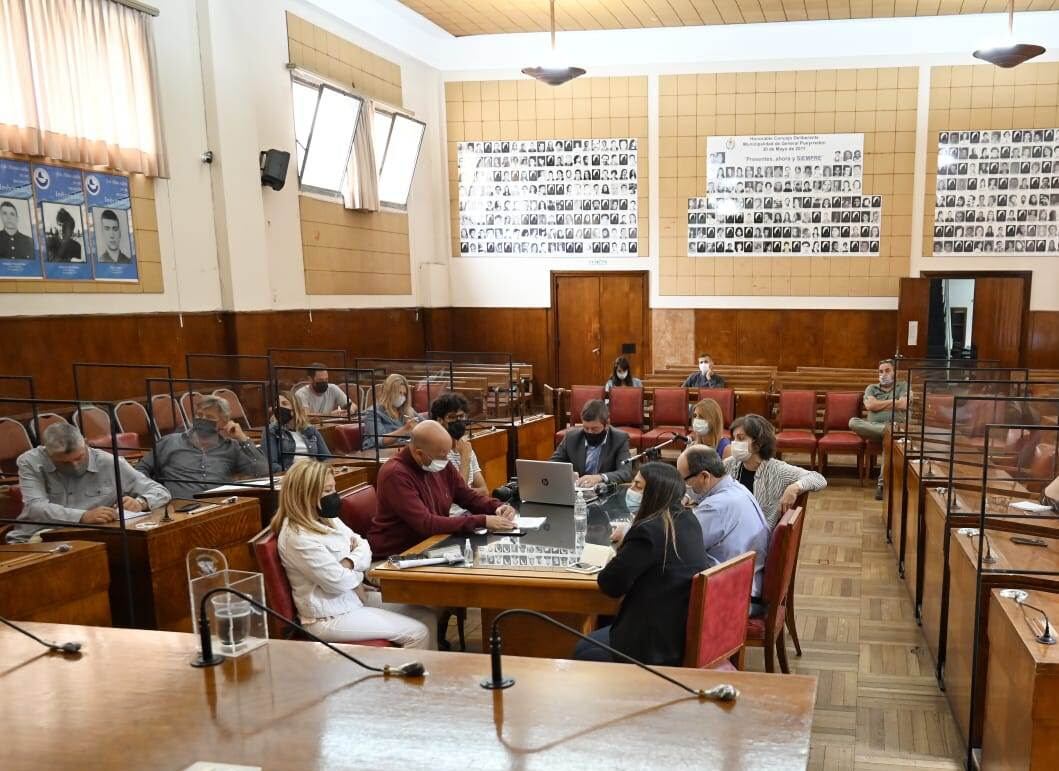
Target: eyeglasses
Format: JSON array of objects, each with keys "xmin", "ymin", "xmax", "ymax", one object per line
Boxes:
[{"xmin": 682, "ymin": 472, "xmax": 702, "ymax": 482}]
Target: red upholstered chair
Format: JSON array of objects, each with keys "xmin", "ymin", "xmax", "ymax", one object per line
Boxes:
[
  {"xmin": 29, "ymin": 412, "xmax": 68, "ymax": 443},
  {"xmin": 150, "ymin": 393, "xmax": 186, "ymax": 436},
  {"xmin": 643, "ymin": 387, "xmax": 690, "ymax": 448},
  {"xmin": 179, "ymin": 391, "xmax": 203, "ymax": 426},
  {"xmin": 698, "ymin": 388, "xmax": 734, "ymax": 428},
  {"xmin": 212, "ymin": 388, "xmax": 252, "ymax": 430},
  {"xmin": 328, "ymin": 423, "xmax": 364, "ymax": 455},
  {"xmin": 74, "ymin": 406, "xmax": 139, "ymax": 456},
  {"xmin": 115, "ymin": 401, "xmax": 153, "ymax": 449},
  {"xmin": 250, "ymin": 529, "xmax": 392, "ymax": 647},
  {"xmin": 744, "ymin": 507, "xmax": 804, "ymax": 673},
  {"xmin": 412, "ymin": 382, "xmax": 431, "ymax": 414},
  {"xmin": 1024, "ymin": 444, "xmax": 1058, "ymax": 493},
  {"xmin": 816, "ymin": 392, "xmax": 866, "ymax": 477},
  {"xmin": 0, "ymin": 418, "xmax": 32, "ymax": 475},
  {"xmin": 776, "ymin": 390, "xmax": 818, "ymax": 467},
  {"xmin": 554, "ymin": 385, "xmax": 606, "ymax": 445},
  {"xmin": 683, "ymin": 551, "xmax": 756, "ymax": 671},
  {"xmin": 608, "ymin": 386, "xmax": 644, "ymax": 451},
  {"xmin": 0, "ymin": 485, "xmax": 23, "ymax": 523}
]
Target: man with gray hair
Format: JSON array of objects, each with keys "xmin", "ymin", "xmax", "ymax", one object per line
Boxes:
[
  {"xmin": 677, "ymin": 444, "xmax": 770, "ymax": 597},
  {"xmin": 7, "ymin": 422, "xmax": 171, "ymax": 543},
  {"xmin": 138, "ymin": 393, "xmax": 268, "ymax": 499}
]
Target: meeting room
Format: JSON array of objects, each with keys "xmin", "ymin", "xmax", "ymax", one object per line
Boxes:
[{"xmin": 2, "ymin": 0, "xmax": 1059, "ymax": 768}]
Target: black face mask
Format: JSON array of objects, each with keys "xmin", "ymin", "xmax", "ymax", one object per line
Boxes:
[
  {"xmin": 312, "ymin": 381, "xmax": 329, "ymax": 394},
  {"xmin": 277, "ymin": 407, "xmax": 294, "ymax": 425},
  {"xmin": 193, "ymin": 418, "xmax": 219, "ymax": 438},
  {"xmin": 318, "ymin": 492, "xmax": 342, "ymax": 518},
  {"xmin": 584, "ymin": 429, "xmax": 606, "ymax": 447},
  {"xmin": 446, "ymin": 420, "xmax": 466, "ymax": 440}
]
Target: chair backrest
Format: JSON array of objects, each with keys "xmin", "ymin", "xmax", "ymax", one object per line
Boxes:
[
  {"xmin": 652, "ymin": 387, "xmax": 689, "ymax": 428},
  {"xmin": 823, "ymin": 391, "xmax": 862, "ymax": 431},
  {"xmin": 179, "ymin": 392, "xmax": 204, "ymax": 426},
  {"xmin": 329, "ymin": 423, "xmax": 363, "ymax": 455},
  {"xmin": 699, "ymin": 388, "xmax": 734, "ymax": 426},
  {"xmin": 569, "ymin": 385, "xmax": 606, "ymax": 427},
  {"xmin": 779, "ymin": 390, "xmax": 816, "ymax": 431},
  {"xmin": 115, "ymin": 400, "xmax": 153, "ymax": 445},
  {"xmin": 74, "ymin": 404, "xmax": 111, "ymax": 441},
  {"xmin": 609, "ymin": 386, "xmax": 643, "ymax": 428},
  {"xmin": 1026, "ymin": 444, "xmax": 1058, "ymax": 493},
  {"xmin": 684, "ymin": 551, "xmax": 756, "ymax": 669},
  {"xmin": 251, "ymin": 529, "xmax": 299, "ymax": 636},
  {"xmin": 0, "ymin": 418, "xmax": 32, "ymax": 474},
  {"xmin": 213, "ymin": 388, "xmax": 250, "ymax": 429},
  {"xmin": 760, "ymin": 507, "xmax": 805, "ymax": 627},
  {"xmin": 151, "ymin": 393, "xmax": 187, "ymax": 436},
  {"xmin": 339, "ymin": 483, "xmax": 378, "ymax": 535},
  {"xmin": 31, "ymin": 413, "xmax": 68, "ymax": 442},
  {"xmin": 411, "ymin": 382, "xmax": 431, "ymax": 414}
]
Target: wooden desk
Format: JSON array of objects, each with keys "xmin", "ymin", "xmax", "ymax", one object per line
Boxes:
[
  {"xmin": 468, "ymin": 426, "xmax": 509, "ymax": 491},
  {"xmin": 982, "ymin": 589, "xmax": 1059, "ymax": 770},
  {"xmin": 0, "ymin": 622, "xmax": 815, "ymax": 771},
  {"xmin": 0, "ymin": 542, "xmax": 111, "ymax": 626},
  {"xmin": 509, "ymin": 413, "xmax": 558, "ymax": 464},
  {"xmin": 40, "ymin": 498, "xmax": 260, "ymax": 633},
  {"xmin": 372, "ymin": 533, "xmax": 620, "ymax": 659}
]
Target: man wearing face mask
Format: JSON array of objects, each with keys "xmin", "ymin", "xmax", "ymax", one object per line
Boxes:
[
  {"xmin": 138, "ymin": 394, "xmax": 269, "ymax": 500},
  {"xmin": 849, "ymin": 359, "xmax": 908, "ymax": 500},
  {"xmin": 678, "ymin": 446, "xmax": 769, "ymax": 597},
  {"xmin": 369, "ymin": 421, "xmax": 517, "ymax": 558},
  {"xmin": 429, "ymin": 393, "xmax": 489, "ymax": 514},
  {"xmin": 8, "ymin": 422, "xmax": 171, "ymax": 543},
  {"xmin": 296, "ymin": 364, "xmax": 353, "ymax": 417},
  {"xmin": 550, "ymin": 399, "xmax": 633, "ymax": 488},
  {"xmin": 681, "ymin": 354, "xmax": 727, "ymax": 389}
]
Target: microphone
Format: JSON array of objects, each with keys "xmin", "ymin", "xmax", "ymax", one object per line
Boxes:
[
  {"xmin": 969, "ymin": 531, "xmax": 998, "ymax": 564},
  {"xmin": 479, "ymin": 608, "xmax": 739, "ymax": 702},
  {"xmin": 1016, "ymin": 598, "xmax": 1057, "ymax": 645},
  {"xmin": 621, "ymin": 433, "xmax": 686, "ymax": 465},
  {"xmin": 191, "ymin": 587, "xmax": 425, "ymax": 677},
  {"xmin": 0, "ymin": 615, "xmax": 82, "ymax": 655}
]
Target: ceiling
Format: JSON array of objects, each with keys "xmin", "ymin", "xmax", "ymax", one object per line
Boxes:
[{"xmin": 396, "ymin": 0, "xmax": 1059, "ymax": 36}]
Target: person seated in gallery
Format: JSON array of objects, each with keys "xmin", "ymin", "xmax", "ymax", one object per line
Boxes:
[
  {"xmin": 603, "ymin": 355, "xmax": 643, "ymax": 394},
  {"xmin": 138, "ymin": 394, "xmax": 268, "ymax": 499},
  {"xmin": 550, "ymin": 399, "xmax": 633, "ymax": 488},
  {"xmin": 360, "ymin": 373, "xmax": 418, "ymax": 450},
  {"xmin": 681, "ymin": 353, "xmax": 726, "ymax": 389},
  {"xmin": 9, "ymin": 422, "xmax": 171, "ymax": 543},
  {"xmin": 295, "ymin": 364, "xmax": 354, "ymax": 417},
  {"xmin": 848, "ymin": 358, "xmax": 908, "ymax": 500},
  {"xmin": 368, "ymin": 421, "xmax": 516, "ymax": 558},
  {"xmin": 263, "ymin": 392, "xmax": 331, "ymax": 472}
]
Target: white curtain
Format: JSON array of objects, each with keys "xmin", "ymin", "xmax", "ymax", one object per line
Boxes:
[
  {"xmin": 0, "ymin": 0, "xmax": 167, "ymax": 176},
  {"xmin": 342, "ymin": 97, "xmax": 379, "ymax": 211},
  {"xmin": 0, "ymin": 0, "xmax": 41, "ymax": 156}
]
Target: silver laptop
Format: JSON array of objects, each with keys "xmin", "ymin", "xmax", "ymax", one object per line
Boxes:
[{"xmin": 516, "ymin": 459, "xmax": 597, "ymax": 506}]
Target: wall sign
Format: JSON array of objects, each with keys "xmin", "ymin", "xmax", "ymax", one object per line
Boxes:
[
  {"xmin": 688, "ymin": 133, "xmax": 882, "ymax": 256},
  {"xmin": 86, "ymin": 172, "xmax": 139, "ymax": 281},
  {"xmin": 0, "ymin": 159, "xmax": 42, "ymax": 279},
  {"xmin": 457, "ymin": 138, "xmax": 638, "ymax": 257}
]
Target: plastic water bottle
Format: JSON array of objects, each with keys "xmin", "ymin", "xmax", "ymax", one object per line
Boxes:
[
  {"xmin": 463, "ymin": 538, "xmax": 474, "ymax": 566},
  {"xmin": 574, "ymin": 490, "xmax": 588, "ymax": 555}
]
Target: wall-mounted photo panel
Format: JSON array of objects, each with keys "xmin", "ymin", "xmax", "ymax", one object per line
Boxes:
[
  {"xmin": 0, "ymin": 159, "xmax": 43, "ymax": 279},
  {"xmin": 688, "ymin": 133, "xmax": 882, "ymax": 256},
  {"xmin": 457, "ymin": 138, "xmax": 638, "ymax": 257},
  {"xmin": 85, "ymin": 172, "xmax": 138, "ymax": 281},
  {"xmin": 33, "ymin": 163, "xmax": 92, "ymax": 280},
  {"xmin": 933, "ymin": 128, "xmax": 1058, "ymax": 256}
]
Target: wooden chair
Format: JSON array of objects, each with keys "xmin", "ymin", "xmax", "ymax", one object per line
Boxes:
[
  {"xmin": 816, "ymin": 392, "xmax": 866, "ymax": 478},
  {"xmin": 555, "ymin": 385, "xmax": 606, "ymax": 445},
  {"xmin": 29, "ymin": 412, "xmax": 68, "ymax": 443},
  {"xmin": 642, "ymin": 387, "xmax": 689, "ymax": 448},
  {"xmin": 683, "ymin": 551, "xmax": 756, "ymax": 671},
  {"xmin": 115, "ymin": 400, "xmax": 154, "ymax": 448},
  {"xmin": 0, "ymin": 418, "xmax": 32, "ymax": 475},
  {"xmin": 744, "ymin": 506, "xmax": 804, "ymax": 673},
  {"xmin": 608, "ymin": 386, "xmax": 644, "ymax": 451},
  {"xmin": 212, "ymin": 388, "xmax": 252, "ymax": 430},
  {"xmin": 776, "ymin": 391, "xmax": 818, "ymax": 467},
  {"xmin": 73, "ymin": 405, "xmax": 139, "ymax": 455},
  {"xmin": 150, "ymin": 393, "xmax": 187, "ymax": 436},
  {"xmin": 698, "ymin": 388, "xmax": 735, "ymax": 429},
  {"xmin": 784, "ymin": 492, "xmax": 810, "ymax": 658}
]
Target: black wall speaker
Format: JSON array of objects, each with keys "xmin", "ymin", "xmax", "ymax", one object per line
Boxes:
[{"xmin": 259, "ymin": 149, "xmax": 290, "ymax": 191}]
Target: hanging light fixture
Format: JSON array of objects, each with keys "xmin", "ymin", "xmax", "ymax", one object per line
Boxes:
[
  {"xmin": 521, "ymin": 0, "xmax": 586, "ymax": 86},
  {"xmin": 972, "ymin": 0, "xmax": 1045, "ymax": 68}
]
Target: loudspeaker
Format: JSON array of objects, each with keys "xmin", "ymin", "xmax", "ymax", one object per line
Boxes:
[{"xmin": 259, "ymin": 149, "xmax": 290, "ymax": 191}]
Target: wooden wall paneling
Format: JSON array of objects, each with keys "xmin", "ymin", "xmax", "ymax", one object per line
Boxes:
[
  {"xmin": 972, "ymin": 277, "xmax": 1027, "ymax": 369},
  {"xmin": 896, "ymin": 277, "xmax": 931, "ymax": 359},
  {"xmin": 553, "ymin": 275, "xmax": 604, "ymax": 387},
  {"xmin": 598, "ymin": 272, "xmax": 650, "ymax": 381},
  {"xmin": 443, "ymin": 307, "xmax": 554, "ymax": 391},
  {"xmin": 1026, "ymin": 311, "xmax": 1059, "ymax": 369}
]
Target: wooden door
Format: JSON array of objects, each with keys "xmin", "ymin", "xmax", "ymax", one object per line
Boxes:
[
  {"xmin": 972, "ymin": 276, "xmax": 1028, "ymax": 368},
  {"xmin": 896, "ymin": 277, "xmax": 932, "ymax": 358},
  {"xmin": 552, "ymin": 272, "xmax": 649, "ymax": 388}
]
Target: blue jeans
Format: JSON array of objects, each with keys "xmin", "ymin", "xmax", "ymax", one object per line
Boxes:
[{"xmin": 573, "ymin": 626, "xmax": 614, "ymax": 662}]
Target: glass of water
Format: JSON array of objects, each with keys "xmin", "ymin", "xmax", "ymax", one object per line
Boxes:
[{"xmin": 211, "ymin": 595, "xmax": 252, "ymax": 654}]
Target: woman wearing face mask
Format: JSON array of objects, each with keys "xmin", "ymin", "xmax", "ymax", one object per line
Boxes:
[
  {"xmin": 687, "ymin": 398, "xmax": 731, "ymax": 458},
  {"xmin": 360, "ymin": 373, "xmax": 418, "ymax": 451},
  {"xmin": 724, "ymin": 414, "xmax": 827, "ymax": 529},
  {"xmin": 576, "ymin": 462, "xmax": 708, "ymax": 666},
  {"xmin": 263, "ymin": 392, "xmax": 330, "ymax": 472},
  {"xmin": 272, "ymin": 460, "xmax": 429, "ymax": 647},
  {"xmin": 604, "ymin": 356, "xmax": 642, "ymax": 394}
]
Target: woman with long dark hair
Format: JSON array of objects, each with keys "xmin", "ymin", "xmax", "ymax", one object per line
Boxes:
[
  {"xmin": 574, "ymin": 462, "xmax": 708, "ymax": 666},
  {"xmin": 604, "ymin": 355, "xmax": 642, "ymax": 393}
]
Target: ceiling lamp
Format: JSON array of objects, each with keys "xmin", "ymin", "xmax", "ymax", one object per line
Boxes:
[
  {"xmin": 972, "ymin": 0, "xmax": 1045, "ymax": 68},
  {"xmin": 521, "ymin": 0, "xmax": 585, "ymax": 86}
]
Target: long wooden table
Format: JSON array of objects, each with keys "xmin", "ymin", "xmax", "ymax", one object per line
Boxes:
[
  {"xmin": 1, "ymin": 622, "xmax": 815, "ymax": 771},
  {"xmin": 40, "ymin": 497, "xmax": 260, "ymax": 632},
  {"xmin": 0, "ymin": 541, "xmax": 111, "ymax": 626}
]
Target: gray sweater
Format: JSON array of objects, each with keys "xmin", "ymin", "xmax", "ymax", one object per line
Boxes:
[{"xmin": 137, "ymin": 431, "xmax": 268, "ymax": 500}]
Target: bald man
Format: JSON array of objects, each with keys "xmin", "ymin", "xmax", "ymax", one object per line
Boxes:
[{"xmin": 368, "ymin": 420, "xmax": 516, "ymax": 557}]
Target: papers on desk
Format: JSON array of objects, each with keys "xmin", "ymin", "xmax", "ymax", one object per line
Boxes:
[
  {"xmin": 1010, "ymin": 500, "xmax": 1054, "ymax": 513},
  {"xmin": 200, "ymin": 478, "xmax": 275, "ymax": 494},
  {"xmin": 119, "ymin": 508, "xmax": 152, "ymax": 521},
  {"xmin": 515, "ymin": 516, "xmax": 546, "ymax": 530}
]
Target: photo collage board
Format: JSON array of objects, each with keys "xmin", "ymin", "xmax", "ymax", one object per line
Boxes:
[
  {"xmin": 457, "ymin": 138, "xmax": 638, "ymax": 256},
  {"xmin": 688, "ymin": 133, "xmax": 883, "ymax": 256},
  {"xmin": 933, "ymin": 128, "xmax": 1058, "ymax": 256},
  {"xmin": 0, "ymin": 159, "xmax": 139, "ymax": 281}
]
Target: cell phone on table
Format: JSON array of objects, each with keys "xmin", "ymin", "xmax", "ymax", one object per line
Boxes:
[
  {"xmin": 565, "ymin": 562, "xmax": 603, "ymax": 574},
  {"xmin": 176, "ymin": 502, "xmax": 201, "ymax": 513},
  {"xmin": 1011, "ymin": 535, "xmax": 1048, "ymax": 547}
]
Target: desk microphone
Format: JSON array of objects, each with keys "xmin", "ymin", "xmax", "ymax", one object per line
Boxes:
[
  {"xmin": 191, "ymin": 587, "xmax": 425, "ymax": 678},
  {"xmin": 0, "ymin": 616, "xmax": 82, "ymax": 655},
  {"xmin": 969, "ymin": 531, "xmax": 998, "ymax": 564},
  {"xmin": 621, "ymin": 433, "xmax": 686, "ymax": 465},
  {"xmin": 479, "ymin": 608, "xmax": 738, "ymax": 702},
  {"xmin": 1016, "ymin": 598, "xmax": 1057, "ymax": 645}
]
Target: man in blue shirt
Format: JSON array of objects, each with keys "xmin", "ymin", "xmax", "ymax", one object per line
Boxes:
[{"xmin": 677, "ymin": 445, "xmax": 769, "ymax": 597}]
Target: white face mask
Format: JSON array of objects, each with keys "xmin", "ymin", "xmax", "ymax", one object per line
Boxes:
[
  {"xmin": 616, "ymin": 370, "xmax": 629, "ymax": 380},
  {"xmin": 692, "ymin": 418, "xmax": 710, "ymax": 434},
  {"xmin": 685, "ymin": 483, "xmax": 706, "ymax": 504},
  {"xmin": 422, "ymin": 457, "xmax": 448, "ymax": 473},
  {"xmin": 730, "ymin": 440, "xmax": 751, "ymax": 462},
  {"xmin": 699, "ymin": 362, "xmax": 710, "ymax": 375},
  {"xmin": 393, "ymin": 394, "xmax": 407, "ymax": 409},
  {"xmin": 625, "ymin": 488, "xmax": 642, "ymax": 514},
  {"xmin": 879, "ymin": 373, "xmax": 894, "ymax": 386}
]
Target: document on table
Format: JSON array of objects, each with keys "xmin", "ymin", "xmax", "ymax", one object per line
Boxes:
[
  {"xmin": 1010, "ymin": 500, "xmax": 1053, "ymax": 513},
  {"xmin": 516, "ymin": 516, "xmax": 547, "ymax": 530}
]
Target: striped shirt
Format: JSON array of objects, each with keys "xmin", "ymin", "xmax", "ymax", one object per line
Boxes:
[{"xmin": 723, "ymin": 456, "xmax": 827, "ymax": 528}]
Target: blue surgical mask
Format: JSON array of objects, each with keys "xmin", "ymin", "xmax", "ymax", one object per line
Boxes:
[{"xmin": 625, "ymin": 488, "xmax": 642, "ymax": 514}]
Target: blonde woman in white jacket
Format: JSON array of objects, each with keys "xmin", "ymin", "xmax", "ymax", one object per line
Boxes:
[{"xmin": 271, "ymin": 460, "xmax": 428, "ymax": 648}]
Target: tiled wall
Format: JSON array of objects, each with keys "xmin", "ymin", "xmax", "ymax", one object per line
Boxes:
[
  {"xmin": 659, "ymin": 67, "xmax": 918, "ymax": 297},
  {"xmin": 444, "ymin": 76, "xmax": 650, "ymax": 258},
  {"xmin": 0, "ymin": 153, "xmax": 161, "ymax": 295},
  {"xmin": 922, "ymin": 61, "xmax": 1059, "ymax": 257},
  {"xmin": 286, "ymin": 13, "xmax": 411, "ymax": 296}
]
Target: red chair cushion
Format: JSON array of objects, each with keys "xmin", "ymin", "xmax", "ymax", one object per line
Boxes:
[
  {"xmin": 823, "ymin": 392, "xmax": 862, "ymax": 431},
  {"xmin": 609, "ymin": 387, "xmax": 644, "ymax": 428},
  {"xmin": 745, "ymin": 616, "xmax": 766, "ymax": 640},
  {"xmin": 340, "ymin": 485, "xmax": 378, "ymax": 535},
  {"xmin": 616, "ymin": 427, "xmax": 643, "ymax": 452},
  {"xmin": 253, "ymin": 532, "xmax": 298, "ymax": 622},
  {"xmin": 330, "ymin": 424, "xmax": 363, "ymax": 455},
  {"xmin": 569, "ymin": 386, "xmax": 606, "ymax": 427},
  {"xmin": 779, "ymin": 390, "xmax": 816, "ymax": 430},
  {"xmin": 87, "ymin": 431, "xmax": 141, "ymax": 456},
  {"xmin": 685, "ymin": 552, "xmax": 755, "ymax": 669},
  {"xmin": 818, "ymin": 431, "xmax": 865, "ymax": 450},
  {"xmin": 776, "ymin": 429, "xmax": 818, "ymax": 450},
  {"xmin": 651, "ymin": 388, "xmax": 689, "ymax": 427},
  {"xmin": 642, "ymin": 427, "xmax": 686, "ymax": 446},
  {"xmin": 698, "ymin": 388, "xmax": 734, "ymax": 426}
]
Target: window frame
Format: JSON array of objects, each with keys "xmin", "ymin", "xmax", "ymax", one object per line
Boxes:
[
  {"xmin": 290, "ymin": 73, "xmax": 364, "ymax": 200},
  {"xmin": 372, "ymin": 107, "xmax": 427, "ymax": 212}
]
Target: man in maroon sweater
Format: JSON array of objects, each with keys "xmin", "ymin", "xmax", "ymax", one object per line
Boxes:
[{"xmin": 369, "ymin": 420, "xmax": 516, "ymax": 557}]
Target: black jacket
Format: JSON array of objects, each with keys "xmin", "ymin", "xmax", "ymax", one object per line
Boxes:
[
  {"xmin": 598, "ymin": 509, "xmax": 708, "ymax": 666},
  {"xmin": 549, "ymin": 425, "xmax": 632, "ymax": 483}
]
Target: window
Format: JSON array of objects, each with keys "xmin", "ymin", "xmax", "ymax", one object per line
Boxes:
[
  {"xmin": 291, "ymin": 79, "xmax": 363, "ymax": 196},
  {"xmin": 374, "ymin": 110, "xmax": 426, "ymax": 208}
]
